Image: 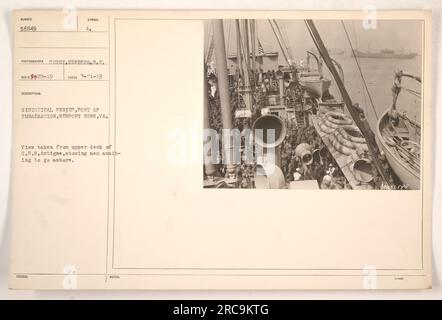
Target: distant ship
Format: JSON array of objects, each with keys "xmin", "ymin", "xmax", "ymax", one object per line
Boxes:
[{"xmin": 352, "ymin": 48, "xmax": 417, "ymax": 59}]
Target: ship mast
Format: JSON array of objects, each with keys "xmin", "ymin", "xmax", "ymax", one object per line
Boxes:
[
  {"xmin": 235, "ymin": 20, "xmax": 243, "ymax": 81},
  {"xmin": 242, "ymin": 19, "xmax": 251, "ymax": 70},
  {"xmin": 235, "ymin": 19, "xmax": 253, "ymax": 118},
  {"xmin": 213, "ymin": 19, "xmax": 236, "ymax": 174},
  {"xmin": 305, "ymin": 19, "xmax": 392, "ymax": 186},
  {"xmin": 250, "ymin": 20, "xmax": 257, "ymax": 73},
  {"xmin": 203, "ymin": 64, "xmax": 216, "ymax": 176}
]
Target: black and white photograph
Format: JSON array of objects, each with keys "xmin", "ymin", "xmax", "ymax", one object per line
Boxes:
[{"xmin": 203, "ymin": 19, "xmax": 423, "ymax": 190}]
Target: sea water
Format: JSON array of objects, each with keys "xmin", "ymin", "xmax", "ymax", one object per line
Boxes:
[{"xmin": 323, "ymin": 54, "xmax": 422, "ymax": 130}]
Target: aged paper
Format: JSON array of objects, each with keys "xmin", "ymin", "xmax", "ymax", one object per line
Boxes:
[{"xmin": 10, "ymin": 10, "xmax": 431, "ymax": 289}]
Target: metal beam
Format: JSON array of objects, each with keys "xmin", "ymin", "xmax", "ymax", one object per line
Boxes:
[{"xmin": 213, "ymin": 19, "xmax": 236, "ymax": 173}]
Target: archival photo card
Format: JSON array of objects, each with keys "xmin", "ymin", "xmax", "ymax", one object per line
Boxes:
[{"xmin": 9, "ymin": 10, "xmax": 431, "ymax": 290}]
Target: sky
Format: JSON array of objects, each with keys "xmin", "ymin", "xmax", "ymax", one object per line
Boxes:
[{"xmin": 215, "ymin": 19, "xmax": 423, "ymax": 61}]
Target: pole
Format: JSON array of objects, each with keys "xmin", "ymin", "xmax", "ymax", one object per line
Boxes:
[
  {"xmin": 239, "ymin": 20, "xmax": 253, "ymax": 113},
  {"xmin": 242, "ymin": 19, "xmax": 250, "ymax": 70},
  {"xmin": 278, "ymin": 77, "xmax": 284, "ymax": 106},
  {"xmin": 213, "ymin": 19, "xmax": 236, "ymax": 174},
  {"xmin": 235, "ymin": 20, "xmax": 243, "ymax": 82},
  {"xmin": 203, "ymin": 66, "xmax": 216, "ymax": 176},
  {"xmin": 250, "ymin": 20, "xmax": 257, "ymax": 74},
  {"xmin": 305, "ymin": 19, "xmax": 392, "ymax": 186}
]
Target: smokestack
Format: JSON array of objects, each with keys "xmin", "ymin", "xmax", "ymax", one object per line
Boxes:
[
  {"xmin": 252, "ymin": 114, "xmax": 287, "ymax": 189},
  {"xmin": 252, "ymin": 114, "xmax": 286, "ymax": 167}
]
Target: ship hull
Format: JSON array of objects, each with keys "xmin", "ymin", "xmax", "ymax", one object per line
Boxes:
[
  {"xmin": 376, "ymin": 109, "xmax": 420, "ymax": 190},
  {"xmin": 352, "ymin": 52, "xmax": 417, "ymax": 59}
]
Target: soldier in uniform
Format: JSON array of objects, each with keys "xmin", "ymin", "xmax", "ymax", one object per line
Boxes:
[{"xmin": 280, "ymin": 146, "xmax": 289, "ymax": 180}]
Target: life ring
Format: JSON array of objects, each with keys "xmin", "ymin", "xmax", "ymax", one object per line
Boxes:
[
  {"xmin": 319, "ymin": 122, "xmax": 336, "ymax": 134},
  {"xmin": 317, "ymin": 110, "xmax": 327, "ymax": 118},
  {"xmin": 338, "ymin": 126, "xmax": 366, "ymax": 144},
  {"xmin": 318, "ymin": 117, "xmax": 336, "ymax": 134},
  {"xmin": 350, "ymin": 151, "xmax": 360, "ymax": 162},
  {"xmin": 323, "ymin": 118, "xmax": 340, "ymax": 129},
  {"xmin": 356, "ymin": 144, "xmax": 369, "ymax": 154},
  {"xmin": 329, "ymin": 135, "xmax": 353, "ymax": 155},
  {"xmin": 334, "ymin": 130, "xmax": 357, "ymax": 150},
  {"xmin": 326, "ymin": 111, "xmax": 353, "ymax": 126}
]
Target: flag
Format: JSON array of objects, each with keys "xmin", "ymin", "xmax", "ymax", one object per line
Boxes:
[{"xmin": 258, "ymin": 40, "xmax": 265, "ymax": 56}]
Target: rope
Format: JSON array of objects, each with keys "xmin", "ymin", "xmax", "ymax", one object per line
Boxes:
[
  {"xmin": 204, "ymin": 21, "xmax": 214, "ymax": 63},
  {"xmin": 226, "ymin": 20, "xmax": 232, "ymax": 56},
  {"xmin": 237, "ymin": 25, "xmax": 254, "ymax": 107},
  {"xmin": 351, "ymin": 21, "xmax": 368, "ymax": 114},
  {"xmin": 239, "ymin": 32, "xmax": 253, "ymax": 74},
  {"xmin": 204, "ymin": 21, "xmax": 211, "ymax": 61},
  {"xmin": 204, "ymin": 22, "xmax": 209, "ymax": 56},
  {"xmin": 401, "ymin": 87, "xmax": 421, "ymax": 97},
  {"xmin": 281, "ymin": 21, "xmax": 290, "ymax": 48},
  {"xmin": 273, "ymin": 19, "xmax": 292, "ymax": 62},
  {"xmin": 341, "ymin": 20, "xmax": 379, "ymax": 120},
  {"xmin": 268, "ymin": 19, "xmax": 291, "ymax": 66}
]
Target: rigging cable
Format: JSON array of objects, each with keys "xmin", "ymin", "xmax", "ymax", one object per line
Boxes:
[
  {"xmin": 237, "ymin": 23, "xmax": 254, "ymax": 108},
  {"xmin": 226, "ymin": 20, "xmax": 232, "ymax": 57},
  {"xmin": 273, "ymin": 19, "xmax": 292, "ymax": 63},
  {"xmin": 401, "ymin": 87, "xmax": 421, "ymax": 97},
  {"xmin": 204, "ymin": 21, "xmax": 209, "ymax": 58},
  {"xmin": 268, "ymin": 20, "xmax": 291, "ymax": 66},
  {"xmin": 341, "ymin": 20, "xmax": 379, "ymax": 119},
  {"xmin": 239, "ymin": 32, "xmax": 253, "ymax": 74},
  {"xmin": 351, "ymin": 21, "xmax": 368, "ymax": 115},
  {"xmin": 281, "ymin": 21, "xmax": 291, "ymax": 51},
  {"xmin": 204, "ymin": 21, "xmax": 214, "ymax": 63}
]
